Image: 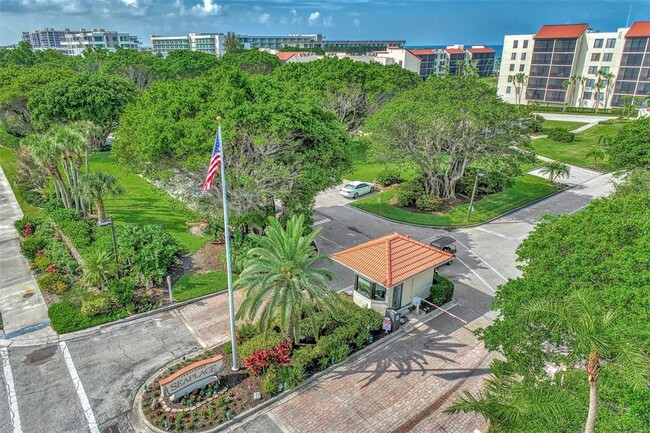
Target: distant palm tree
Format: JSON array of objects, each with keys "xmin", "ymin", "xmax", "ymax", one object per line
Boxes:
[
  {"xmin": 585, "ymin": 148, "xmax": 605, "ymax": 165},
  {"xmin": 562, "ymin": 79, "xmax": 571, "ymax": 111},
  {"xmin": 539, "ymin": 161, "xmax": 570, "ymax": 182},
  {"xmin": 513, "ymin": 72, "xmax": 528, "ymax": 106},
  {"xmin": 592, "ymin": 81, "xmax": 605, "ymax": 113},
  {"xmin": 82, "ymin": 249, "xmax": 117, "ymax": 290},
  {"xmin": 74, "ymin": 171, "xmax": 124, "ymax": 223},
  {"xmin": 235, "ymin": 215, "xmax": 338, "ymax": 344},
  {"xmin": 523, "ymin": 291, "xmax": 649, "ymax": 433},
  {"xmin": 577, "ymin": 76, "xmax": 588, "ymax": 108},
  {"xmin": 224, "ymin": 32, "xmax": 243, "ymax": 54},
  {"xmin": 597, "ymin": 70, "xmax": 615, "ymax": 109}
]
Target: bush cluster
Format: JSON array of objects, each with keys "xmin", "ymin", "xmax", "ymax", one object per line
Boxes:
[
  {"xmin": 48, "ymin": 301, "xmax": 124, "ymax": 334},
  {"xmin": 394, "ymin": 179, "xmax": 424, "ymax": 207},
  {"xmin": 80, "ymin": 293, "xmax": 113, "ymax": 317},
  {"xmin": 238, "ymin": 332, "xmax": 285, "ymax": 360},
  {"xmin": 20, "ymin": 236, "xmax": 47, "ymax": 260},
  {"xmin": 375, "ymin": 168, "xmax": 402, "ymax": 187},
  {"xmin": 547, "ymin": 128, "xmax": 576, "ymax": 143},
  {"xmin": 429, "ymin": 274, "xmax": 454, "ymax": 306},
  {"xmin": 244, "ymin": 341, "xmax": 292, "ymax": 375},
  {"xmin": 36, "ymin": 272, "xmax": 69, "ymax": 295}
]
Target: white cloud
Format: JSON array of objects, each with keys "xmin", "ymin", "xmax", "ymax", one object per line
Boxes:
[
  {"xmin": 353, "ymin": 18, "xmax": 360, "ymax": 27},
  {"xmin": 257, "ymin": 13, "xmax": 270, "ymax": 24},
  {"xmin": 308, "ymin": 11, "xmax": 320, "ymax": 25},
  {"xmin": 187, "ymin": 0, "xmax": 220, "ymax": 16},
  {"xmin": 323, "ymin": 15, "xmax": 334, "ymax": 27},
  {"xmin": 121, "ymin": 0, "xmax": 137, "ymax": 6}
]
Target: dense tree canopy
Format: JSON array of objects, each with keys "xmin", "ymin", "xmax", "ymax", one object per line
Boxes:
[
  {"xmin": 273, "ymin": 57, "xmax": 421, "ymax": 132},
  {"xmin": 112, "ymin": 67, "xmax": 351, "ymax": 220},
  {"xmin": 366, "ymin": 76, "xmax": 529, "ymax": 199},
  {"xmin": 100, "ymin": 48, "xmax": 162, "ymax": 89},
  {"xmin": 608, "ymin": 118, "xmax": 650, "ymax": 170},
  {"xmin": 222, "ymin": 49, "xmax": 281, "ymax": 75}
]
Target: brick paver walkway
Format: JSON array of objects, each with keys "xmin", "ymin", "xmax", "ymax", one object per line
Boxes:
[
  {"xmin": 174, "ymin": 289, "xmax": 244, "ymax": 348},
  {"xmin": 231, "ymin": 310, "xmax": 492, "ymax": 433}
]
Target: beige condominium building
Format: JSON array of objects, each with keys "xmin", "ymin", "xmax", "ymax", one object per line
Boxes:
[
  {"xmin": 60, "ymin": 28, "xmax": 140, "ymax": 56},
  {"xmin": 498, "ymin": 21, "xmax": 650, "ymax": 108}
]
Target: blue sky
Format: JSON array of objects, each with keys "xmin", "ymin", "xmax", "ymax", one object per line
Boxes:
[{"xmin": 1, "ymin": 0, "xmax": 648, "ymax": 47}]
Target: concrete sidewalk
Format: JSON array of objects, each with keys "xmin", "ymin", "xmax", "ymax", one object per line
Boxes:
[{"xmin": 0, "ymin": 165, "xmax": 54, "ymax": 340}]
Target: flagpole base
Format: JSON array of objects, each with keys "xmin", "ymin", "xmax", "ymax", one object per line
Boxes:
[{"xmin": 231, "ymin": 366, "xmax": 240, "ymax": 372}]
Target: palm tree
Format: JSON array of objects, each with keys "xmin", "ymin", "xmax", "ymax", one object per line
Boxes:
[
  {"xmin": 597, "ymin": 70, "xmax": 615, "ymax": 109},
  {"xmin": 523, "ymin": 291, "xmax": 648, "ymax": 433},
  {"xmin": 561, "ymin": 79, "xmax": 571, "ymax": 112},
  {"xmin": 235, "ymin": 215, "xmax": 338, "ymax": 344},
  {"xmin": 577, "ymin": 76, "xmax": 588, "ymax": 108},
  {"xmin": 51, "ymin": 124, "xmax": 87, "ymax": 213},
  {"xmin": 224, "ymin": 32, "xmax": 243, "ymax": 54},
  {"xmin": 592, "ymin": 81, "xmax": 605, "ymax": 113},
  {"xmin": 513, "ymin": 73, "xmax": 528, "ymax": 106},
  {"xmin": 82, "ymin": 249, "xmax": 117, "ymax": 290},
  {"xmin": 26, "ymin": 133, "xmax": 73, "ymax": 208},
  {"xmin": 539, "ymin": 161, "xmax": 570, "ymax": 182},
  {"xmin": 74, "ymin": 171, "xmax": 124, "ymax": 223},
  {"xmin": 585, "ymin": 148, "xmax": 605, "ymax": 165},
  {"xmin": 446, "ymin": 359, "xmax": 579, "ymax": 432}
]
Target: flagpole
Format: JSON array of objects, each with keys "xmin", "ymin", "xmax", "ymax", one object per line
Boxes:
[{"xmin": 217, "ymin": 117, "xmax": 239, "ymax": 371}]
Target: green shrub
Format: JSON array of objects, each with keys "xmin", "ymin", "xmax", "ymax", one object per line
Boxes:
[
  {"xmin": 21, "ymin": 189, "xmax": 47, "ymax": 207},
  {"xmin": 45, "ymin": 239, "xmax": 78, "ymax": 274},
  {"xmin": 49, "ymin": 207, "xmax": 80, "ymax": 224},
  {"xmin": 44, "ymin": 198, "xmax": 64, "ymax": 213},
  {"xmin": 547, "ymin": 128, "xmax": 576, "ymax": 143},
  {"xmin": 34, "ymin": 222, "xmax": 55, "ymax": 238},
  {"xmin": 429, "ymin": 274, "xmax": 454, "ymax": 306},
  {"xmin": 20, "ymin": 236, "xmax": 47, "ymax": 260},
  {"xmin": 223, "ymin": 342, "xmax": 233, "ymax": 354},
  {"xmin": 375, "ymin": 169, "xmax": 402, "ymax": 187},
  {"xmin": 80, "ymin": 293, "xmax": 113, "ymax": 317},
  {"xmin": 415, "ymin": 194, "xmax": 442, "ymax": 212},
  {"xmin": 236, "ymin": 322, "xmax": 259, "ymax": 342},
  {"xmin": 328, "ymin": 343, "xmax": 350, "ymax": 364},
  {"xmin": 36, "ymin": 272, "xmax": 69, "ymax": 295},
  {"xmin": 292, "ymin": 345, "xmax": 321, "ymax": 368},
  {"xmin": 395, "ymin": 179, "xmax": 424, "ymax": 207},
  {"xmin": 238, "ymin": 332, "xmax": 285, "ymax": 360},
  {"xmin": 14, "ymin": 215, "xmax": 43, "ymax": 233},
  {"xmin": 58, "ymin": 219, "xmax": 94, "ymax": 249},
  {"xmin": 354, "ymin": 328, "xmax": 371, "ymax": 347},
  {"xmin": 108, "ymin": 277, "xmax": 136, "ymax": 306},
  {"xmin": 33, "ymin": 254, "xmax": 54, "ymax": 272},
  {"xmin": 261, "ymin": 366, "xmax": 279, "ymax": 396},
  {"xmin": 277, "ymin": 365, "xmax": 305, "ymax": 390},
  {"xmin": 48, "ymin": 301, "xmax": 124, "ymax": 334}
]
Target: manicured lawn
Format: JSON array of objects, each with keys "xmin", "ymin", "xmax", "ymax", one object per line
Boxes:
[
  {"xmin": 172, "ymin": 270, "xmax": 234, "ymax": 301},
  {"xmin": 530, "ymin": 123, "xmax": 623, "ymax": 170},
  {"xmin": 92, "ymin": 152, "xmax": 209, "ymax": 253},
  {"xmin": 351, "ymin": 174, "xmax": 558, "ymax": 227},
  {"xmin": 344, "ymin": 140, "xmax": 418, "ymax": 183},
  {"xmin": 0, "ymin": 146, "xmax": 43, "ymax": 216},
  {"xmin": 540, "ymin": 120, "xmax": 588, "ymax": 133}
]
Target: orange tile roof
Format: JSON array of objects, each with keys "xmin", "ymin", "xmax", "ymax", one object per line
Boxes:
[
  {"xmin": 626, "ymin": 21, "xmax": 650, "ymax": 38},
  {"xmin": 410, "ymin": 48, "xmax": 437, "ymax": 57},
  {"xmin": 467, "ymin": 47, "xmax": 495, "ymax": 54},
  {"xmin": 534, "ymin": 24, "xmax": 588, "ymax": 39},
  {"xmin": 275, "ymin": 52, "xmax": 298, "ymax": 61},
  {"xmin": 445, "ymin": 48, "xmax": 465, "ymax": 55},
  {"xmin": 331, "ymin": 232, "xmax": 454, "ymax": 287}
]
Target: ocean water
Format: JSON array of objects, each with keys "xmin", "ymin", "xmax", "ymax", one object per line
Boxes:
[{"xmin": 407, "ymin": 44, "xmax": 504, "ymax": 60}]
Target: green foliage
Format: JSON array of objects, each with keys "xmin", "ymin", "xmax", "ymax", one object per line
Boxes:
[
  {"xmin": 223, "ymin": 32, "xmax": 244, "ymax": 54},
  {"xmin": 20, "ymin": 236, "xmax": 47, "ymax": 260},
  {"xmin": 223, "ymin": 342, "xmax": 233, "ymax": 354},
  {"xmin": 14, "ymin": 215, "xmax": 44, "ymax": 233},
  {"xmin": 82, "ymin": 249, "xmax": 117, "ymax": 290},
  {"xmin": 277, "ymin": 365, "xmax": 305, "ymax": 390},
  {"xmin": 33, "ymin": 254, "xmax": 53, "ymax": 272},
  {"xmin": 36, "ymin": 272, "xmax": 69, "ymax": 295},
  {"xmin": 80, "ymin": 293, "xmax": 113, "ymax": 317},
  {"xmin": 108, "ymin": 276, "xmax": 136, "ymax": 306},
  {"xmin": 457, "ymin": 155, "xmax": 526, "ymax": 196},
  {"xmin": 48, "ymin": 300, "xmax": 124, "ymax": 334},
  {"xmin": 237, "ymin": 332, "xmax": 285, "ymax": 360},
  {"xmin": 157, "ymin": 50, "xmax": 220, "ymax": 79},
  {"xmin": 261, "ymin": 366, "xmax": 279, "ymax": 396},
  {"xmin": 394, "ymin": 178, "xmax": 424, "ymax": 207},
  {"xmin": 608, "ymin": 118, "xmax": 650, "ymax": 170},
  {"xmin": 547, "ymin": 127, "xmax": 576, "ymax": 142},
  {"xmin": 429, "ymin": 274, "xmax": 454, "ymax": 306},
  {"xmin": 57, "ymin": 218, "xmax": 94, "ymax": 249},
  {"xmin": 415, "ymin": 194, "xmax": 442, "ymax": 212},
  {"xmin": 236, "ymin": 322, "xmax": 260, "ymax": 342},
  {"xmin": 375, "ymin": 168, "xmax": 402, "ymax": 187},
  {"xmin": 539, "ymin": 161, "xmax": 571, "ymax": 183},
  {"xmin": 172, "ymin": 271, "xmax": 230, "ymax": 301},
  {"xmin": 45, "ymin": 238, "xmax": 78, "ymax": 274},
  {"xmin": 222, "ymin": 50, "xmax": 281, "ymax": 75},
  {"xmin": 292, "ymin": 345, "xmax": 320, "ymax": 369}
]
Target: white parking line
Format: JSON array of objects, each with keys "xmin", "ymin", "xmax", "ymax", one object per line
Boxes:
[
  {"xmin": 452, "ymin": 237, "xmax": 509, "ymax": 283},
  {"xmin": 0, "ymin": 347, "xmax": 22, "ymax": 433},
  {"xmin": 454, "ymin": 256, "xmax": 496, "ymax": 293},
  {"xmin": 312, "ymin": 217, "xmax": 331, "ymax": 227},
  {"xmin": 59, "ymin": 342, "xmax": 100, "ymax": 433},
  {"xmin": 475, "ymin": 227, "xmax": 509, "ymax": 239}
]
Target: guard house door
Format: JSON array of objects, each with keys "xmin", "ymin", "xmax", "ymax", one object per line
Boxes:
[{"xmin": 391, "ymin": 284, "xmax": 402, "ymax": 309}]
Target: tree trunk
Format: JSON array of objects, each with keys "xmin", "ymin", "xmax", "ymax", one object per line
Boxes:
[
  {"xmin": 96, "ymin": 198, "xmax": 106, "ymax": 223},
  {"xmin": 584, "ymin": 352, "xmax": 600, "ymax": 433},
  {"xmin": 85, "ymin": 148, "xmax": 93, "ymax": 214}
]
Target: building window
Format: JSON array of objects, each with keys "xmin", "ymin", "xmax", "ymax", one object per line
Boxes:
[
  {"xmin": 603, "ymin": 53, "xmax": 613, "ymax": 62},
  {"xmin": 601, "ymin": 66, "xmax": 611, "ymax": 73},
  {"xmin": 355, "ymin": 276, "xmax": 372, "ymax": 299},
  {"xmin": 513, "ymin": 40, "xmax": 519, "ymax": 49},
  {"xmin": 606, "ymin": 38, "xmax": 616, "ymax": 48},
  {"xmin": 588, "ymin": 66, "xmax": 598, "ymax": 74},
  {"xmin": 511, "ymin": 52, "xmax": 517, "ymax": 60},
  {"xmin": 509, "ymin": 64, "xmax": 515, "ymax": 71},
  {"xmin": 586, "ymin": 78, "xmax": 596, "ymax": 87},
  {"xmin": 506, "ymin": 86, "xmax": 512, "ymax": 94},
  {"xmin": 591, "ymin": 53, "xmax": 601, "ymax": 61},
  {"xmin": 594, "ymin": 39, "xmax": 603, "ymax": 48},
  {"xmin": 521, "ymin": 53, "xmax": 527, "ymax": 60},
  {"xmin": 519, "ymin": 64, "xmax": 525, "ymax": 72},
  {"xmin": 373, "ymin": 285, "xmax": 387, "ymax": 301},
  {"xmin": 624, "ymin": 38, "xmax": 647, "ymax": 52},
  {"xmin": 523, "ymin": 40, "xmax": 529, "ymax": 49},
  {"xmin": 583, "ymin": 92, "xmax": 592, "ymax": 100},
  {"xmin": 507, "ymin": 75, "xmax": 514, "ymax": 82}
]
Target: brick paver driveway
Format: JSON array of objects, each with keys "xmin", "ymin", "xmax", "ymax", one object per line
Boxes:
[{"xmin": 229, "ymin": 305, "xmax": 492, "ymax": 433}]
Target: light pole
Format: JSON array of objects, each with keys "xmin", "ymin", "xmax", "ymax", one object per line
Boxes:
[
  {"xmin": 98, "ymin": 216, "xmax": 119, "ymax": 270},
  {"xmin": 467, "ymin": 171, "xmax": 485, "ymax": 222}
]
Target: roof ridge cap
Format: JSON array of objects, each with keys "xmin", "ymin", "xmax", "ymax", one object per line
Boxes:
[
  {"xmin": 330, "ymin": 233, "xmax": 396, "ymax": 257},
  {"xmin": 385, "ymin": 236, "xmax": 393, "ymax": 287}
]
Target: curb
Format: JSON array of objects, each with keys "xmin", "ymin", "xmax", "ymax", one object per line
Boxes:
[{"xmin": 129, "ymin": 302, "xmax": 454, "ymax": 433}]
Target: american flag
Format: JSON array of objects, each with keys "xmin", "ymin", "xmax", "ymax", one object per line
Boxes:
[{"xmin": 201, "ymin": 127, "xmax": 222, "ymax": 195}]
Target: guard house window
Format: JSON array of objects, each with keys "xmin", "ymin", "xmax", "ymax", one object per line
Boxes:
[
  {"xmin": 373, "ymin": 285, "xmax": 387, "ymax": 301},
  {"xmin": 606, "ymin": 38, "xmax": 616, "ymax": 48},
  {"xmin": 511, "ymin": 52, "xmax": 517, "ymax": 60},
  {"xmin": 355, "ymin": 276, "xmax": 372, "ymax": 299},
  {"xmin": 513, "ymin": 40, "xmax": 519, "ymax": 49},
  {"xmin": 591, "ymin": 53, "xmax": 601, "ymax": 62},
  {"xmin": 594, "ymin": 39, "xmax": 603, "ymax": 49}
]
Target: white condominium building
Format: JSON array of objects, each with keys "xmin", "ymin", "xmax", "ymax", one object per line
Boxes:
[
  {"xmin": 498, "ymin": 21, "xmax": 650, "ymax": 108},
  {"xmin": 60, "ymin": 28, "xmax": 140, "ymax": 56}
]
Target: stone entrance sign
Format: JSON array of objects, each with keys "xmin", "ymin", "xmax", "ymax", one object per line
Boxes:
[{"xmin": 159, "ymin": 355, "xmax": 224, "ymax": 400}]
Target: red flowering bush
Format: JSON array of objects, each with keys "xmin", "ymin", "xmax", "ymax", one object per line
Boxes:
[
  {"xmin": 22, "ymin": 223, "xmax": 33, "ymax": 237},
  {"xmin": 45, "ymin": 264, "xmax": 57, "ymax": 274},
  {"xmin": 244, "ymin": 341, "xmax": 293, "ymax": 374},
  {"xmin": 35, "ymin": 249, "xmax": 46, "ymax": 258}
]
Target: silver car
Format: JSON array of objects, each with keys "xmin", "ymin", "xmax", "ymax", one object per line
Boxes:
[{"xmin": 340, "ymin": 181, "xmax": 374, "ymax": 199}]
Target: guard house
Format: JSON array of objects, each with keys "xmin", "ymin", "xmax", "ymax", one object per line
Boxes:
[{"xmin": 331, "ymin": 233, "xmax": 454, "ymax": 314}]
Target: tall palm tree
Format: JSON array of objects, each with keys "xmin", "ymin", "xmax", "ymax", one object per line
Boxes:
[
  {"xmin": 577, "ymin": 76, "xmax": 588, "ymax": 108},
  {"xmin": 597, "ymin": 70, "xmax": 615, "ymax": 109},
  {"xmin": 446, "ymin": 359, "xmax": 579, "ymax": 432},
  {"xmin": 513, "ymin": 73, "xmax": 528, "ymax": 106},
  {"xmin": 74, "ymin": 171, "xmax": 124, "ymax": 223},
  {"xmin": 523, "ymin": 291, "xmax": 648, "ymax": 433},
  {"xmin": 592, "ymin": 81, "xmax": 605, "ymax": 113},
  {"xmin": 26, "ymin": 133, "xmax": 73, "ymax": 208},
  {"xmin": 51, "ymin": 124, "xmax": 87, "ymax": 213},
  {"xmin": 539, "ymin": 161, "xmax": 571, "ymax": 182},
  {"xmin": 82, "ymin": 249, "xmax": 117, "ymax": 290},
  {"xmin": 235, "ymin": 215, "xmax": 338, "ymax": 344},
  {"xmin": 561, "ymin": 79, "xmax": 571, "ymax": 112}
]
